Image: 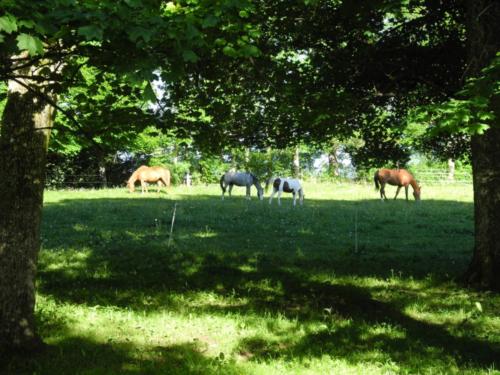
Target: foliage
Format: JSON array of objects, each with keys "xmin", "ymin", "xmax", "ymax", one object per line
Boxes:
[
  {"xmin": 1, "ymin": 0, "xmax": 261, "ymax": 193},
  {"xmin": 48, "ymin": 69, "xmax": 155, "ymax": 158},
  {"xmin": 409, "ymin": 52, "xmax": 500, "ymax": 137},
  {"xmin": 158, "ymin": 0, "xmax": 467, "ymax": 167},
  {"xmin": 0, "ymin": 0, "xmax": 261, "ymax": 160},
  {"xmin": 198, "ymin": 154, "xmax": 227, "ymax": 183}
]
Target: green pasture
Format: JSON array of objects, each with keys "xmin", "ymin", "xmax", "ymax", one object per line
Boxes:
[{"xmin": 5, "ymin": 182, "xmax": 500, "ymax": 374}]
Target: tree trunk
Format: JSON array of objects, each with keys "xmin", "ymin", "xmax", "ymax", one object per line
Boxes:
[
  {"xmin": 328, "ymin": 146, "xmax": 340, "ymax": 178},
  {"xmin": 266, "ymin": 146, "xmax": 273, "ymax": 181},
  {"xmin": 244, "ymin": 147, "xmax": 250, "ymax": 171},
  {"xmin": 98, "ymin": 163, "xmax": 107, "ymax": 188},
  {"xmin": 464, "ymin": 0, "xmax": 500, "ymax": 290},
  {"xmin": 97, "ymin": 150, "xmax": 107, "ymax": 188},
  {"xmin": 0, "ymin": 78, "xmax": 54, "ymax": 351},
  {"xmin": 447, "ymin": 158, "xmax": 455, "ymax": 181},
  {"xmin": 292, "ymin": 147, "xmax": 300, "ymax": 178}
]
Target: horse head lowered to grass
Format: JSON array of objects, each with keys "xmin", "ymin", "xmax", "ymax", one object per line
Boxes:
[
  {"xmin": 374, "ymin": 168, "xmax": 421, "ymax": 201},
  {"xmin": 127, "ymin": 165, "xmax": 171, "ymax": 194},
  {"xmin": 220, "ymin": 171, "xmax": 264, "ymax": 200}
]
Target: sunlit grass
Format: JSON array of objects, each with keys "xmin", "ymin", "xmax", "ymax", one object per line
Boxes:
[{"xmin": 4, "ymin": 182, "xmax": 500, "ymax": 374}]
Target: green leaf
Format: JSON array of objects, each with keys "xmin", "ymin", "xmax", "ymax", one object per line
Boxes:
[
  {"xmin": 125, "ymin": 0, "xmax": 142, "ymax": 8},
  {"xmin": 0, "ymin": 14, "xmax": 17, "ymax": 34},
  {"xmin": 128, "ymin": 27, "xmax": 154, "ymax": 43},
  {"xmin": 478, "ymin": 111, "xmax": 495, "ymax": 121},
  {"xmin": 202, "ymin": 15, "xmax": 219, "ymax": 28},
  {"xmin": 474, "ymin": 123, "xmax": 490, "ymax": 135},
  {"xmin": 214, "ymin": 38, "xmax": 227, "ymax": 46},
  {"xmin": 143, "ymin": 81, "xmax": 157, "ymax": 102},
  {"xmin": 18, "ymin": 20, "xmax": 36, "ymax": 29},
  {"xmin": 182, "ymin": 50, "xmax": 199, "ymax": 63},
  {"xmin": 78, "ymin": 25, "xmax": 103, "ymax": 41},
  {"xmin": 475, "ymin": 301, "xmax": 483, "ymax": 313},
  {"xmin": 185, "ymin": 24, "xmax": 200, "ymax": 39},
  {"xmin": 16, "ymin": 33, "xmax": 44, "ymax": 56},
  {"xmin": 222, "ymin": 45, "xmax": 237, "ymax": 57},
  {"xmin": 240, "ymin": 44, "xmax": 260, "ymax": 57}
]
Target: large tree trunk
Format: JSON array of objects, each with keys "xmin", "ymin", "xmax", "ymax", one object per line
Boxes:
[
  {"xmin": 464, "ymin": 0, "xmax": 500, "ymax": 290},
  {"xmin": 0, "ymin": 78, "xmax": 54, "ymax": 351}
]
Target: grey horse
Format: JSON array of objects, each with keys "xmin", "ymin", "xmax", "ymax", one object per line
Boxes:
[{"xmin": 220, "ymin": 172, "xmax": 264, "ymax": 200}]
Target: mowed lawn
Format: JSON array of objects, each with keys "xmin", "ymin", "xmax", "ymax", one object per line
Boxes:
[{"xmin": 5, "ymin": 182, "xmax": 500, "ymax": 374}]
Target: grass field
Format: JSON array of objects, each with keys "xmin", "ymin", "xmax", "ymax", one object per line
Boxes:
[{"xmin": 5, "ymin": 182, "xmax": 500, "ymax": 374}]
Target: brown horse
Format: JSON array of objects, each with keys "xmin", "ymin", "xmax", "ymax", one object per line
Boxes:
[
  {"xmin": 127, "ymin": 165, "xmax": 171, "ymax": 193},
  {"xmin": 374, "ymin": 168, "xmax": 421, "ymax": 201}
]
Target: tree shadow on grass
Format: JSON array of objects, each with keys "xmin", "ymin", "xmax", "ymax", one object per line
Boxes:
[
  {"xmin": 24, "ymin": 195, "xmax": 495, "ymax": 373},
  {"xmin": 187, "ymin": 255, "xmax": 499, "ymax": 370},
  {"xmin": 40, "ymin": 194, "xmax": 475, "ymax": 278},
  {"xmin": 2, "ymin": 336, "xmax": 245, "ymax": 375}
]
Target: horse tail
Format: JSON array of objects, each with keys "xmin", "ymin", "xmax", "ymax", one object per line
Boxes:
[
  {"xmin": 219, "ymin": 174, "xmax": 226, "ymax": 193},
  {"xmin": 374, "ymin": 170, "xmax": 380, "ymax": 190}
]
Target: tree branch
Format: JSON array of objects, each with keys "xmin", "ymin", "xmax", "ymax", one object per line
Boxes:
[{"xmin": 10, "ymin": 78, "xmax": 102, "ymax": 150}]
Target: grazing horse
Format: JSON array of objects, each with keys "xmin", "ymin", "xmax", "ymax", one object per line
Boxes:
[
  {"xmin": 374, "ymin": 168, "xmax": 421, "ymax": 201},
  {"xmin": 267, "ymin": 177, "xmax": 304, "ymax": 206},
  {"xmin": 220, "ymin": 171, "xmax": 264, "ymax": 200},
  {"xmin": 127, "ymin": 165, "xmax": 171, "ymax": 194}
]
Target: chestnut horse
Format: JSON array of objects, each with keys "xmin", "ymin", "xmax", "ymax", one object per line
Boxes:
[
  {"xmin": 374, "ymin": 168, "xmax": 421, "ymax": 201},
  {"xmin": 127, "ymin": 165, "xmax": 171, "ymax": 194}
]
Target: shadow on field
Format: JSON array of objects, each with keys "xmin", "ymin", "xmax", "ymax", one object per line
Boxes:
[
  {"xmin": 3, "ymin": 335, "xmax": 242, "ymax": 374},
  {"xmin": 21, "ymin": 195, "xmax": 497, "ymax": 373}
]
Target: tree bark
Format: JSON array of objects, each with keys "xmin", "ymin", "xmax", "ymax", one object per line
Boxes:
[
  {"xmin": 292, "ymin": 147, "xmax": 300, "ymax": 178},
  {"xmin": 98, "ymin": 163, "xmax": 107, "ymax": 188},
  {"xmin": 464, "ymin": 0, "xmax": 500, "ymax": 290},
  {"xmin": 0, "ymin": 77, "xmax": 54, "ymax": 351},
  {"xmin": 328, "ymin": 146, "xmax": 340, "ymax": 178},
  {"xmin": 447, "ymin": 158, "xmax": 455, "ymax": 181}
]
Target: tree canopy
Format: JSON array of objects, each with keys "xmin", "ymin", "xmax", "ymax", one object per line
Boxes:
[{"xmin": 1, "ymin": 0, "xmax": 500, "ymax": 354}]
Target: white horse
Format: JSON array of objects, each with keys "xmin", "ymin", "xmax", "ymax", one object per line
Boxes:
[
  {"xmin": 267, "ymin": 177, "xmax": 304, "ymax": 206},
  {"xmin": 220, "ymin": 171, "xmax": 264, "ymax": 200}
]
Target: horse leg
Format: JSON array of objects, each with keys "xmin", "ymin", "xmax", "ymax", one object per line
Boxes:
[
  {"xmin": 394, "ymin": 186, "xmax": 401, "ymax": 200},
  {"xmin": 269, "ymin": 189, "xmax": 276, "ymax": 204},
  {"xmin": 141, "ymin": 180, "xmax": 147, "ymax": 194},
  {"xmin": 380, "ymin": 183, "xmax": 386, "ymax": 200},
  {"xmin": 292, "ymin": 192, "xmax": 296, "ymax": 206},
  {"xmin": 277, "ymin": 190, "xmax": 282, "ymax": 206},
  {"xmin": 228, "ymin": 184, "xmax": 233, "ymax": 197},
  {"xmin": 405, "ymin": 185, "xmax": 409, "ymax": 201},
  {"xmin": 246, "ymin": 185, "xmax": 251, "ymax": 200}
]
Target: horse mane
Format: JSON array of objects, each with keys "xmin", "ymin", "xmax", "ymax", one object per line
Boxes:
[
  {"xmin": 409, "ymin": 178, "xmax": 420, "ymax": 192},
  {"xmin": 127, "ymin": 170, "xmax": 138, "ymax": 184},
  {"xmin": 251, "ymin": 173, "xmax": 264, "ymax": 191},
  {"xmin": 127, "ymin": 165, "xmax": 152, "ymax": 185}
]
